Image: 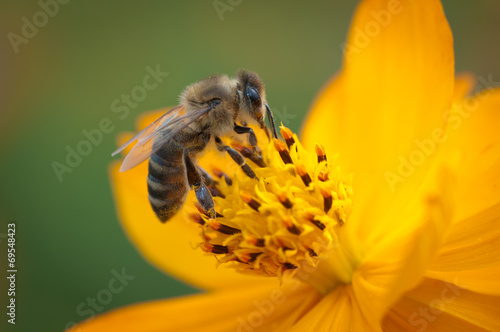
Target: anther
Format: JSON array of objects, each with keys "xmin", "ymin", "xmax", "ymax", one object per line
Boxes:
[
  {"xmin": 273, "ymin": 139, "xmax": 293, "ymax": 164},
  {"xmin": 209, "ymin": 186, "xmax": 225, "ymax": 198},
  {"xmin": 277, "ymin": 192, "xmax": 293, "ymax": 209},
  {"xmin": 236, "ymin": 252, "xmax": 262, "ymax": 263},
  {"xmin": 304, "ymin": 212, "xmax": 326, "ymax": 231},
  {"xmin": 320, "ymin": 188, "xmax": 333, "ymax": 213},
  {"xmin": 212, "ymin": 167, "xmax": 232, "ymax": 186},
  {"xmin": 335, "ymin": 210, "xmax": 345, "ymax": 226},
  {"xmin": 315, "ymin": 144, "xmax": 327, "ymax": 163},
  {"xmin": 283, "ymin": 262, "xmax": 298, "ymax": 270},
  {"xmin": 240, "ymin": 191, "xmax": 261, "ymax": 212},
  {"xmin": 318, "ymin": 170, "xmax": 329, "ymax": 182},
  {"xmin": 283, "ymin": 217, "xmax": 302, "ymax": 235},
  {"xmin": 207, "ymin": 219, "xmax": 241, "ymax": 235},
  {"xmin": 296, "ymin": 163, "xmax": 312, "ymax": 187},
  {"xmin": 202, "ymin": 243, "xmax": 229, "ymax": 254},
  {"xmin": 189, "ymin": 213, "xmax": 205, "ymax": 225},
  {"xmin": 280, "ymin": 126, "xmax": 295, "ymax": 149}
]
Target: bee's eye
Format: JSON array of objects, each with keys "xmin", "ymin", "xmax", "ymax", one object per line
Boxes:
[
  {"xmin": 209, "ymin": 98, "xmax": 222, "ymax": 108},
  {"xmin": 245, "ymin": 86, "xmax": 261, "ymax": 105}
]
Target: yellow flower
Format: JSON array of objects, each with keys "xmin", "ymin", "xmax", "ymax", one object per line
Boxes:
[{"xmin": 70, "ymin": 0, "xmax": 500, "ymax": 330}]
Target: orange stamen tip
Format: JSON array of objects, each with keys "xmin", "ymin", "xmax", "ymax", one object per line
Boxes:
[
  {"xmin": 303, "ymin": 212, "xmax": 315, "ymax": 222},
  {"xmin": 280, "ymin": 126, "xmax": 293, "ymax": 140},
  {"xmin": 207, "ymin": 218, "xmax": 220, "ymax": 229},
  {"xmin": 201, "ymin": 242, "xmax": 213, "ymax": 252},
  {"xmin": 315, "ymin": 144, "xmax": 326, "ymax": 157},
  {"xmin": 318, "ymin": 170, "xmax": 329, "ymax": 181},
  {"xmin": 273, "ymin": 139, "xmax": 287, "ymax": 152},
  {"xmin": 296, "ymin": 163, "xmax": 307, "ymax": 176},
  {"xmin": 189, "ymin": 213, "xmax": 204, "ymax": 224},
  {"xmin": 240, "ymin": 191, "xmax": 252, "ymax": 203},
  {"xmin": 282, "ymin": 217, "xmax": 293, "ymax": 228},
  {"xmin": 212, "ymin": 167, "xmax": 223, "ymax": 177},
  {"xmin": 320, "ymin": 188, "xmax": 331, "ymax": 198},
  {"xmin": 277, "ymin": 191, "xmax": 287, "ymax": 203},
  {"xmin": 245, "ymin": 234, "xmax": 257, "ymax": 245},
  {"xmin": 237, "ymin": 252, "xmax": 251, "ymax": 263}
]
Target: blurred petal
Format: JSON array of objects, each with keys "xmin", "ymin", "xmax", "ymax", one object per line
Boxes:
[
  {"xmin": 302, "ymin": 0, "xmax": 454, "ymax": 245},
  {"xmin": 425, "ymin": 89, "xmax": 500, "ymax": 295},
  {"xmin": 353, "ymin": 166, "xmax": 455, "ymax": 324},
  {"xmin": 288, "ymin": 286, "xmax": 377, "ymax": 332},
  {"xmin": 444, "ymin": 88, "xmax": 500, "ymax": 221},
  {"xmin": 382, "ymin": 278, "xmax": 500, "ymax": 331},
  {"xmin": 426, "ymin": 203, "xmax": 500, "ymax": 295},
  {"xmin": 68, "ymin": 282, "xmax": 321, "ymax": 332}
]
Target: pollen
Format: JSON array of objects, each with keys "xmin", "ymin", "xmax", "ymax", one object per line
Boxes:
[{"xmin": 189, "ymin": 126, "xmax": 359, "ymax": 290}]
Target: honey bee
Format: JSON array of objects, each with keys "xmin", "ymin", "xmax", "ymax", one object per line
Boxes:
[{"xmin": 112, "ymin": 70, "xmax": 277, "ymax": 222}]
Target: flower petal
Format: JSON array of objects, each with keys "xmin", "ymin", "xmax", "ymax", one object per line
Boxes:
[
  {"xmin": 382, "ymin": 277, "xmax": 500, "ymax": 331},
  {"xmin": 424, "ymin": 88, "xmax": 500, "ymax": 295},
  {"xmin": 352, "ymin": 165, "xmax": 455, "ymax": 324},
  {"xmin": 302, "ymin": 0, "xmax": 454, "ymax": 239},
  {"xmin": 444, "ymin": 88, "xmax": 500, "ymax": 221},
  {"xmin": 67, "ymin": 282, "xmax": 320, "ymax": 332},
  {"xmin": 288, "ymin": 286, "xmax": 377, "ymax": 332},
  {"xmin": 425, "ymin": 203, "xmax": 500, "ymax": 295}
]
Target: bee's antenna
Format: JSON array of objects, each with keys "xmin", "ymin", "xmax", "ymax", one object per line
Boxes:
[{"xmin": 265, "ymin": 103, "xmax": 278, "ymax": 139}]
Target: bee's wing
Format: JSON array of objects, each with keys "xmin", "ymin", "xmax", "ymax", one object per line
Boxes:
[
  {"xmin": 111, "ymin": 105, "xmax": 184, "ymax": 157},
  {"xmin": 115, "ymin": 104, "xmax": 214, "ymax": 172}
]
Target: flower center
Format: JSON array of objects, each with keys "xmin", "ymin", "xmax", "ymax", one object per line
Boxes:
[{"xmin": 190, "ymin": 126, "xmax": 363, "ymax": 294}]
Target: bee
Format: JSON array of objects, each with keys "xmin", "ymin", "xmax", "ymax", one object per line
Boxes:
[{"xmin": 112, "ymin": 70, "xmax": 277, "ymax": 222}]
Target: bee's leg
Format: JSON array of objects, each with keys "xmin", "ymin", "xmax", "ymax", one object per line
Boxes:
[
  {"xmin": 232, "ymin": 124, "xmax": 265, "ymax": 167},
  {"xmin": 184, "ymin": 150, "xmax": 216, "ymax": 218},
  {"xmin": 197, "ymin": 166, "xmax": 225, "ymax": 198},
  {"xmin": 215, "ymin": 136, "xmax": 257, "ymax": 179},
  {"xmin": 233, "ymin": 123, "xmax": 258, "ymax": 147},
  {"xmin": 198, "ymin": 167, "xmax": 215, "ymax": 186}
]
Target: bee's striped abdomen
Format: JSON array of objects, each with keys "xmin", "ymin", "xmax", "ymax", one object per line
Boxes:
[{"xmin": 147, "ymin": 144, "xmax": 188, "ymax": 222}]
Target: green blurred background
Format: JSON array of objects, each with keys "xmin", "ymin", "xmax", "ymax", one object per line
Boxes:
[{"xmin": 0, "ymin": 1, "xmax": 499, "ymax": 331}]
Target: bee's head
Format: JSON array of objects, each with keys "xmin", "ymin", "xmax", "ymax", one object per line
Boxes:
[{"xmin": 236, "ymin": 70, "xmax": 277, "ymax": 138}]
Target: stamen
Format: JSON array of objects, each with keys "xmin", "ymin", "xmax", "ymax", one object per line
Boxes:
[
  {"xmin": 240, "ymin": 191, "xmax": 261, "ymax": 211},
  {"xmin": 304, "ymin": 212, "xmax": 326, "ymax": 231},
  {"xmin": 206, "ymin": 219, "xmax": 241, "ymax": 235},
  {"xmin": 189, "ymin": 213, "xmax": 205, "ymax": 225},
  {"xmin": 202, "ymin": 243, "xmax": 229, "ymax": 254},
  {"xmin": 277, "ymin": 192, "xmax": 293, "ymax": 209},
  {"xmin": 236, "ymin": 252, "xmax": 261, "ymax": 263},
  {"xmin": 279, "ymin": 126, "xmax": 295, "ymax": 148},
  {"xmin": 231, "ymin": 142, "xmax": 266, "ymax": 167},
  {"xmin": 283, "ymin": 262, "xmax": 298, "ymax": 270},
  {"xmin": 212, "ymin": 167, "xmax": 232, "ymax": 185},
  {"xmin": 273, "ymin": 139, "xmax": 293, "ymax": 164},
  {"xmin": 318, "ymin": 170, "xmax": 329, "ymax": 182},
  {"xmin": 308, "ymin": 248, "xmax": 318, "ymax": 257},
  {"xmin": 296, "ymin": 162, "xmax": 312, "ymax": 187},
  {"xmin": 315, "ymin": 144, "xmax": 327, "ymax": 163},
  {"xmin": 245, "ymin": 234, "xmax": 266, "ymax": 247},
  {"xmin": 283, "ymin": 217, "xmax": 301, "ymax": 235},
  {"xmin": 320, "ymin": 188, "xmax": 333, "ymax": 213},
  {"xmin": 209, "ymin": 186, "xmax": 225, "ymax": 198}
]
